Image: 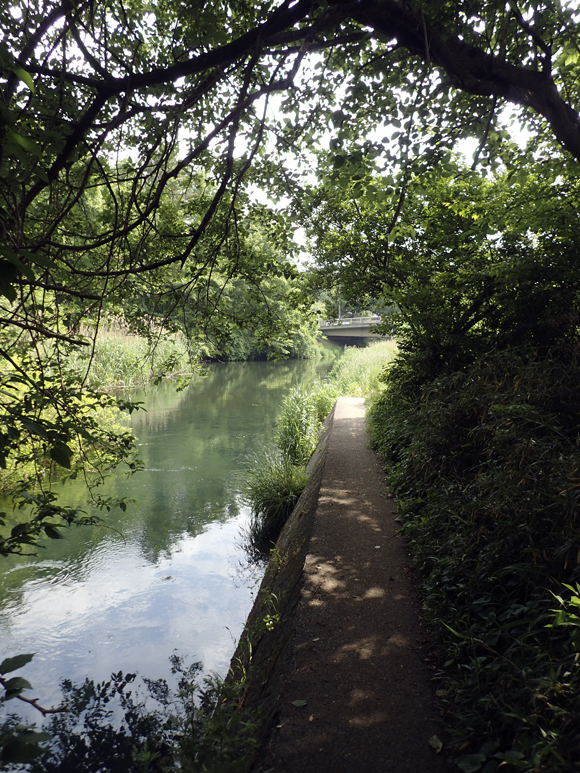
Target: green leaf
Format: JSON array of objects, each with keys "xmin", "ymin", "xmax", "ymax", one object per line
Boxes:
[
  {"xmin": 0, "ymin": 41, "xmax": 13, "ymax": 68},
  {"xmin": 502, "ymin": 750, "xmax": 525, "ymax": 763},
  {"xmin": 10, "ymin": 523, "xmax": 30, "ymax": 538},
  {"xmin": 458, "ymin": 754, "xmax": 486, "ymax": 773},
  {"xmin": 0, "ymin": 259, "xmax": 19, "ymax": 301},
  {"xmin": 13, "ymin": 66, "xmax": 35, "ymax": 93},
  {"xmin": 0, "ymin": 247, "xmax": 34, "ymax": 280},
  {"xmin": 20, "ymin": 418, "xmax": 51, "ymax": 440},
  {"xmin": 36, "ymin": 169, "xmax": 50, "ymax": 185},
  {"xmin": 7, "ymin": 128, "xmax": 42, "ymax": 159},
  {"xmin": 49, "ymin": 443, "xmax": 73, "ymax": 469},
  {"xmin": 3, "ymin": 675, "xmax": 33, "ymax": 698},
  {"xmin": 20, "ymin": 250, "xmax": 56, "ymax": 270},
  {"xmin": 291, "ymin": 699, "xmax": 307, "ymax": 707},
  {"xmin": 428, "ymin": 734, "xmax": 443, "ymax": 753},
  {"xmin": 330, "ymin": 109, "xmax": 345, "ymax": 128},
  {"xmin": 442, "ymin": 622, "xmax": 468, "ymax": 640},
  {"xmin": 44, "ymin": 525, "xmax": 64, "ymax": 540},
  {"xmin": 479, "ymin": 741, "xmax": 500, "ymax": 756},
  {"xmin": 0, "ymin": 653, "xmax": 34, "ymax": 674}
]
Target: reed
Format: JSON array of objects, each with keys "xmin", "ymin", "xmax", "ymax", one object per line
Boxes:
[{"xmin": 68, "ymin": 333, "xmax": 192, "ymax": 389}]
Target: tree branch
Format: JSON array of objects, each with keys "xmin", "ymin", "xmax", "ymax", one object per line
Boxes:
[
  {"xmin": 0, "ymin": 679, "xmax": 68, "ymax": 717},
  {"xmin": 16, "ymin": 280, "xmax": 101, "ymax": 300},
  {"xmin": 509, "ymin": 0, "xmax": 552, "ymax": 65},
  {"xmin": 0, "ymin": 315, "xmax": 91, "ymax": 345},
  {"xmin": 344, "ymin": 0, "xmax": 580, "ymax": 162}
]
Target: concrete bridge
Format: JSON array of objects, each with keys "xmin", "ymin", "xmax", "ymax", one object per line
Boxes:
[{"xmin": 318, "ymin": 315, "xmax": 386, "ymax": 339}]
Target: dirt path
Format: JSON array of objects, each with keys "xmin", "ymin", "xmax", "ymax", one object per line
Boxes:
[{"xmin": 253, "ymin": 397, "xmax": 450, "ymax": 773}]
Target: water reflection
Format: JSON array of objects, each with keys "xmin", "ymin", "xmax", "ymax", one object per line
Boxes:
[{"xmin": 0, "ymin": 359, "xmax": 331, "ymax": 718}]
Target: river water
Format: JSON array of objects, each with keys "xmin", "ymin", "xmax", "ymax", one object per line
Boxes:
[{"xmin": 0, "ymin": 358, "xmax": 331, "ymax": 720}]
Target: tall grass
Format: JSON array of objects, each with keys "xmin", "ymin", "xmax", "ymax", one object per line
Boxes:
[
  {"xmin": 68, "ymin": 333, "xmax": 193, "ymax": 389},
  {"xmin": 241, "ymin": 449, "xmax": 310, "ymax": 555},
  {"xmin": 243, "ymin": 341, "xmax": 397, "ymax": 553},
  {"xmin": 274, "ymin": 388, "xmax": 321, "ymax": 466},
  {"xmin": 327, "ymin": 340, "xmax": 397, "ymax": 398}
]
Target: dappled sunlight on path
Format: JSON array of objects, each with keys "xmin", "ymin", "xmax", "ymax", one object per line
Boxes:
[{"xmin": 256, "ymin": 398, "xmax": 450, "ymax": 773}]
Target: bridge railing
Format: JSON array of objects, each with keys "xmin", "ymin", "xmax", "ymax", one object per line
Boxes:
[{"xmin": 318, "ymin": 316, "xmax": 382, "ymax": 328}]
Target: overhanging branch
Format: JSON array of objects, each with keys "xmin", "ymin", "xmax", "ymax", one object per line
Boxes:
[{"xmin": 342, "ymin": 0, "xmax": 580, "ymax": 162}]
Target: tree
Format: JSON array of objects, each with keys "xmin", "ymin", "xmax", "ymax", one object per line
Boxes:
[
  {"xmin": 1, "ymin": 0, "xmax": 580, "ymax": 546},
  {"xmin": 307, "ymin": 156, "xmax": 580, "ymax": 371},
  {"xmin": 3, "ymin": 0, "xmax": 580, "ymax": 330}
]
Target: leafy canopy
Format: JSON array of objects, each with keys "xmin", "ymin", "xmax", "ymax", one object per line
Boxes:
[{"xmin": 1, "ymin": 0, "xmax": 580, "ymax": 550}]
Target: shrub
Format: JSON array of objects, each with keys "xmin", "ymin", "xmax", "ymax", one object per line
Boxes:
[
  {"xmin": 241, "ymin": 449, "xmax": 309, "ymax": 552},
  {"xmin": 368, "ymin": 344, "xmax": 580, "ymax": 770}
]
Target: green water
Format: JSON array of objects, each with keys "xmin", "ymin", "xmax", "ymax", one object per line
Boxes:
[{"xmin": 0, "ymin": 359, "xmax": 331, "ymax": 716}]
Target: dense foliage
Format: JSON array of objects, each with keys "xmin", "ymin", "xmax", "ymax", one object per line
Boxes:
[
  {"xmin": 2, "ymin": 0, "xmax": 580, "ymax": 545},
  {"xmin": 369, "ymin": 348, "xmax": 580, "ymax": 770},
  {"xmin": 3, "ymin": 0, "xmax": 580, "ymax": 768},
  {"xmin": 362, "ymin": 164, "xmax": 580, "ymax": 769}
]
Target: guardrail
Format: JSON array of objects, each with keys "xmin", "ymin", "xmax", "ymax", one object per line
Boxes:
[{"xmin": 318, "ymin": 316, "xmax": 382, "ymax": 327}]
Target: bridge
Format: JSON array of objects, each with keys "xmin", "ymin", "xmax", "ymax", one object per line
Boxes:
[{"xmin": 318, "ymin": 315, "xmax": 387, "ymax": 339}]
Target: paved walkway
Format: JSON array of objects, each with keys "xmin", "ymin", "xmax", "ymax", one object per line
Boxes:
[{"xmin": 254, "ymin": 398, "xmax": 450, "ymax": 772}]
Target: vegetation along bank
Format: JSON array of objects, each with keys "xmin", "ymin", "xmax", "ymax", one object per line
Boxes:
[{"xmin": 4, "ymin": 1, "xmax": 580, "ymax": 770}]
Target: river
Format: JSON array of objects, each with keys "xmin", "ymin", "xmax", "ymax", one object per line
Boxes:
[{"xmin": 0, "ymin": 358, "xmax": 332, "ymax": 722}]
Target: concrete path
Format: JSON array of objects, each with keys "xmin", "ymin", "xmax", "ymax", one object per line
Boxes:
[{"xmin": 254, "ymin": 397, "xmax": 450, "ymax": 773}]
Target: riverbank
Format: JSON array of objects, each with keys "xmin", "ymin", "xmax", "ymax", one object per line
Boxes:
[{"xmin": 231, "ymin": 397, "xmax": 448, "ymax": 772}]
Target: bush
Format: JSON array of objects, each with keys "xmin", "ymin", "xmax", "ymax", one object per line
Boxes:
[{"xmin": 368, "ymin": 345, "xmax": 580, "ymax": 770}]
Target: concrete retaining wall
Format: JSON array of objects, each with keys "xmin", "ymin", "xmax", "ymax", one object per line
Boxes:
[{"xmin": 227, "ymin": 403, "xmax": 336, "ymax": 754}]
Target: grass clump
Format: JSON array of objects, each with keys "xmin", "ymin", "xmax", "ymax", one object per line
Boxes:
[
  {"xmin": 68, "ymin": 333, "xmax": 193, "ymax": 390},
  {"xmin": 242, "ymin": 384, "xmax": 332, "ymax": 553},
  {"xmin": 368, "ymin": 344, "xmax": 580, "ymax": 771},
  {"xmin": 275, "ymin": 385, "xmax": 329, "ymax": 466},
  {"xmin": 241, "ymin": 449, "xmax": 310, "ymax": 554}
]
